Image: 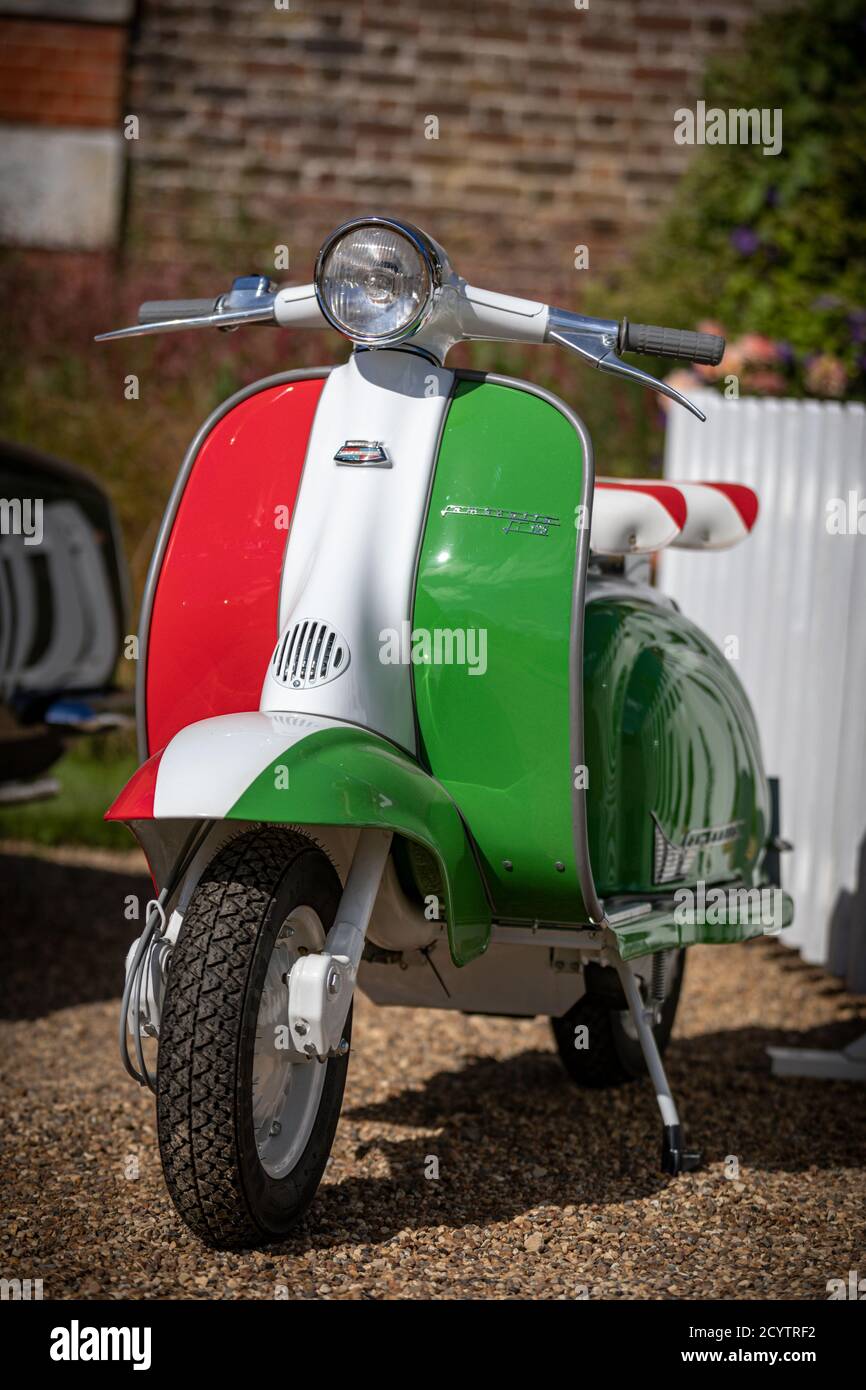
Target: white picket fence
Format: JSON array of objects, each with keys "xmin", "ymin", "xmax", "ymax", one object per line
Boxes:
[{"xmin": 659, "ymin": 391, "xmax": 866, "ymax": 991}]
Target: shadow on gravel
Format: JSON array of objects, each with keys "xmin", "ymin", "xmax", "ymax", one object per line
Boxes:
[
  {"xmin": 0, "ymin": 850, "xmax": 149, "ymax": 1019},
  {"xmin": 3, "ymin": 847, "xmax": 865, "ymax": 1252},
  {"xmin": 302, "ymin": 1028, "xmax": 866, "ymax": 1242},
  {"xmin": 311, "ymin": 1017, "xmax": 866, "ymax": 1245}
]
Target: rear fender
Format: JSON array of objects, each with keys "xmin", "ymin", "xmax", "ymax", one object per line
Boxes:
[{"xmin": 106, "ymin": 711, "xmax": 490, "ymax": 965}]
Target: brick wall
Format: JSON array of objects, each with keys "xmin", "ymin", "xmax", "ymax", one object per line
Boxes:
[
  {"xmin": 125, "ymin": 0, "xmax": 783, "ymax": 301},
  {"xmin": 0, "ymin": 17, "xmax": 125, "ymax": 127},
  {"xmin": 0, "ymin": 3, "xmax": 131, "ymax": 249}
]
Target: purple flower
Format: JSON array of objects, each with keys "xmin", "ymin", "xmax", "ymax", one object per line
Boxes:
[
  {"xmin": 730, "ymin": 226, "xmax": 760, "ymax": 255},
  {"xmin": 765, "ymin": 186, "xmax": 779, "ymax": 208},
  {"xmin": 848, "ymin": 310, "xmax": 866, "ymax": 342}
]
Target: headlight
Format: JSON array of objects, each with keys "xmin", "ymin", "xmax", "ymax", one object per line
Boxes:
[{"xmin": 314, "ymin": 217, "xmax": 439, "ymax": 346}]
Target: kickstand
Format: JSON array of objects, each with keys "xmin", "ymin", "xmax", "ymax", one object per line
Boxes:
[{"xmin": 615, "ymin": 959, "xmax": 702, "ymax": 1176}]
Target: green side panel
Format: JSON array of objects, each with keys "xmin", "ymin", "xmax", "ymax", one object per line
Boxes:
[
  {"xmin": 584, "ymin": 598, "xmax": 771, "ymax": 895},
  {"xmin": 413, "ymin": 378, "xmax": 588, "ymax": 921},
  {"xmin": 227, "ymin": 726, "xmax": 490, "ymax": 966},
  {"xmin": 611, "ymin": 890, "xmax": 794, "ymax": 961}
]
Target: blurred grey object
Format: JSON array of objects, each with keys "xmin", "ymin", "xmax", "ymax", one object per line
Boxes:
[{"xmin": 0, "ymin": 440, "xmax": 131, "ymax": 803}]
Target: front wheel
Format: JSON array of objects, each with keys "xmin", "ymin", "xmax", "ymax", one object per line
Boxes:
[{"xmin": 157, "ymin": 828, "xmax": 351, "ymax": 1249}]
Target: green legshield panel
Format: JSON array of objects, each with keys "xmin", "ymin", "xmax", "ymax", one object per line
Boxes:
[
  {"xmin": 583, "ymin": 597, "xmax": 770, "ymax": 894},
  {"xmin": 227, "ymin": 725, "xmax": 490, "ymax": 965},
  {"xmin": 413, "ymin": 378, "xmax": 588, "ymax": 921}
]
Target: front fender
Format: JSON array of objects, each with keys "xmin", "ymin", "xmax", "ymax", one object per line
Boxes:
[{"xmin": 106, "ymin": 711, "xmax": 490, "ymax": 965}]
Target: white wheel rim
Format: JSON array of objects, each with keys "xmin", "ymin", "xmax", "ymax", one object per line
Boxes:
[{"xmin": 252, "ymin": 905, "xmax": 328, "ymax": 1179}]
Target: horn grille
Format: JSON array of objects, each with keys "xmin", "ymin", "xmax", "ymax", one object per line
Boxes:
[{"xmin": 270, "ymin": 620, "xmax": 350, "ymax": 690}]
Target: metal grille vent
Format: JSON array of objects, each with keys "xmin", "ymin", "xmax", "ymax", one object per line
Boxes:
[{"xmin": 270, "ymin": 620, "xmax": 350, "ymax": 690}]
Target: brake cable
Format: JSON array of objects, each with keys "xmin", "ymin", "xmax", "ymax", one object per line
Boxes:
[{"xmin": 119, "ymin": 821, "xmax": 213, "ymax": 1093}]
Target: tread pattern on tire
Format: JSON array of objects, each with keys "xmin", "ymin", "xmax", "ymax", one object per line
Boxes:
[{"xmin": 157, "ymin": 828, "xmax": 324, "ymax": 1248}]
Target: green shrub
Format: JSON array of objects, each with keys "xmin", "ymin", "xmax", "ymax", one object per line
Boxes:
[{"xmin": 590, "ymin": 0, "xmax": 866, "ymax": 407}]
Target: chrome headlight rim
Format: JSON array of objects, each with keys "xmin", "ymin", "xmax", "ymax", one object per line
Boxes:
[{"xmin": 314, "ymin": 216, "xmax": 442, "ymax": 347}]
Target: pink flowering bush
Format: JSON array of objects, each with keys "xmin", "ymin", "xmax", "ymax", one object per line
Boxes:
[{"xmin": 660, "ymin": 327, "xmax": 850, "ymax": 412}]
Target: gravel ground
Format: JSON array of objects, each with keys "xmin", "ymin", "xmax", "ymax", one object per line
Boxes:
[{"xmin": 2, "ymin": 844, "xmax": 865, "ymax": 1300}]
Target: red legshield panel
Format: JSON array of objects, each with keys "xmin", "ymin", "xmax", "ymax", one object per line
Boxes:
[{"xmin": 144, "ymin": 377, "xmax": 326, "ymax": 754}]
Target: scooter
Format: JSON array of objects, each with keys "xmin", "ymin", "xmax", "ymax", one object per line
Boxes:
[{"xmin": 99, "ymin": 216, "xmax": 793, "ymax": 1249}]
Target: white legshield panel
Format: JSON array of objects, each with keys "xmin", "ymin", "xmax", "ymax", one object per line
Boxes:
[{"xmin": 261, "ymin": 350, "xmax": 454, "ymax": 752}]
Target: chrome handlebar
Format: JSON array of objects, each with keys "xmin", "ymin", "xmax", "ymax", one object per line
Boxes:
[
  {"xmin": 545, "ymin": 309, "xmax": 714, "ymax": 421},
  {"xmin": 96, "ymin": 276, "xmax": 719, "ymax": 421},
  {"xmin": 95, "ymin": 275, "xmax": 278, "ymax": 343}
]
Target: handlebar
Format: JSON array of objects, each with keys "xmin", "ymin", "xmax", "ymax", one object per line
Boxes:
[
  {"xmin": 138, "ymin": 299, "xmax": 219, "ymax": 324},
  {"xmin": 97, "ymin": 276, "xmax": 723, "ymax": 422},
  {"xmin": 619, "ymin": 318, "xmax": 725, "ymax": 367},
  {"xmin": 96, "ymin": 278, "xmax": 284, "ymax": 343}
]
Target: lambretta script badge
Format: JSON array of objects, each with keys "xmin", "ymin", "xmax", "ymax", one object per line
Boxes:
[
  {"xmin": 334, "ymin": 440, "xmax": 391, "ymax": 467},
  {"xmin": 652, "ymin": 812, "xmax": 744, "ymax": 885},
  {"xmin": 442, "ymin": 504, "xmax": 561, "ymax": 537}
]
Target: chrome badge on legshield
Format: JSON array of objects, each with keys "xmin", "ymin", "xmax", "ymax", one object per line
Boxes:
[{"xmin": 334, "ymin": 439, "xmax": 391, "ymax": 466}]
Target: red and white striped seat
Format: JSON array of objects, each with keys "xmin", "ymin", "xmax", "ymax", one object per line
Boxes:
[{"xmin": 592, "ymin": 478, "xmax": 758, "ymax": 555}]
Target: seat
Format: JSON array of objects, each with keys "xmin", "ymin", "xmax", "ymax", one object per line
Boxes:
[{"xmin": 592, "ymin": 479, "xmax": 758, "ymax": 555}]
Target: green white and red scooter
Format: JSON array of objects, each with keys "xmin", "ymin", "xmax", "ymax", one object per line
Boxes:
[{"xmin": 98, "ymin": 217, "xmax": 792, "ymax": 1249}]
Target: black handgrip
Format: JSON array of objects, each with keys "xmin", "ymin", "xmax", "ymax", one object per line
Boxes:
[
  {"xmin": 138, "ymin": 298, "xmax": 219, "ymax": 325},
  {"xmin": 619, "ymin": 318, "xmax": 725, "ymax": 366}
]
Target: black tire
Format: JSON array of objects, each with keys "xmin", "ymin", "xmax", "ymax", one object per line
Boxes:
[
  {"xmin": 551, "ymin": 951, "xmax": 686, "ymax": 1089},
  {"xmin": 157, "ymin": 827, "xmax": 351, "ymax": 1249}
]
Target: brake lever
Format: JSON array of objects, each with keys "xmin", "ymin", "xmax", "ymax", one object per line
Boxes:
[
  {"xmin": 546, "ymin": 308, "xmax": 706, "ymax": 422},
  {"xmin": 596, "ymin": 348, "xmax": 706, "ymax": 421}
]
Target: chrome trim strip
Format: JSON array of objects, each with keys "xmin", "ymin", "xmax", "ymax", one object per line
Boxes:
[
  {"xmin": 605, "ymin": 902, "xmax": 653, "ymax": 925},
  {"xmin": 489, "ymin": 924, "xmax": 603, "ymax": 949},
  {"xmin": 134, "ymin": 368, "xmax": 333, "ymax": 761}
]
